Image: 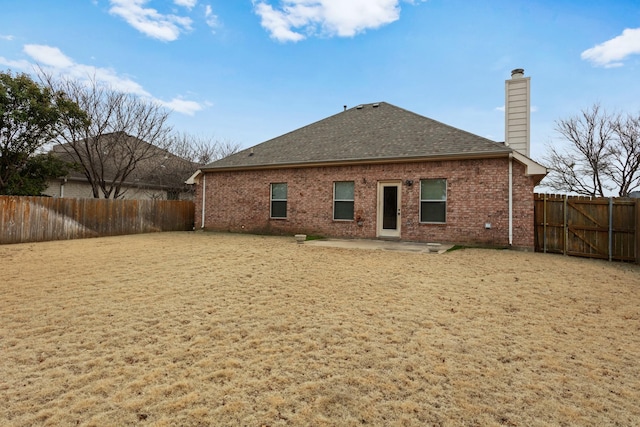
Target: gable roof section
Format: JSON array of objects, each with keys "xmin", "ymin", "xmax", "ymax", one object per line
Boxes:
[
  {"xmin": 203, "ymin": 102, "xmax": 514, "ymax": 171},
  {"xmin": 51, "ymin": 132, "xmax": 197, "ymax": 189}
]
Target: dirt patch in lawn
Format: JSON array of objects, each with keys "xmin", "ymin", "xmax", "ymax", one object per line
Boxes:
[{"xmin": 1, "ymin": 232, "xmax": 639, "ymax": 426}]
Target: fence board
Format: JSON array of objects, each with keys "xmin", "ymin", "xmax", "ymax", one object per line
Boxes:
[
  {"xmin": 534, "ymin": 194, "xmax": 638, "ymax": 263},
  {"xmin": 0, "ymin": 196, "xmax": 194, "ymax": 245}
]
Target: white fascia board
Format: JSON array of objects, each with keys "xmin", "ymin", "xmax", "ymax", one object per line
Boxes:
[
  {"xmin": 185, "ymin": 169, "xmax": 202, "ymax": 185},
  {"xmin": 511, "ymin": 151, "xmax": 547, "ymax": 176}
]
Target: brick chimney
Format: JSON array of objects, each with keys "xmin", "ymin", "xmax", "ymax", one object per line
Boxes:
[{"xmin": 505, "ymin": 68, "xmax": 531, "ymax": 157}]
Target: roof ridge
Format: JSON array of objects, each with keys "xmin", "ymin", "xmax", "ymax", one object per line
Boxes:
[{"xmin": 203, "ymin": 102, "xmax": 512, "ymax": 170}]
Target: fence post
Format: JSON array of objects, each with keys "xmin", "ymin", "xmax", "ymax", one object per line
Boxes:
[
  {"xmin": 636, "ymin": 199, "xmax": 640, "ymax": 265},
  {"xmin": 563, "ymin": 194, "xmax": 568, "ymax": 256},
  {"xmin": 608, "ymin": 197, "xmax": 613, "ymax": 262},
  {"xmin": 543, "ymin": 194, "xmax": 547, "ymax": 253}
]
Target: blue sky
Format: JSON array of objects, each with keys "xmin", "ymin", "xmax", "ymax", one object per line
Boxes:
[{"xmin": 1, "ymin": 0, "xmax": 639, "ymax": 164}]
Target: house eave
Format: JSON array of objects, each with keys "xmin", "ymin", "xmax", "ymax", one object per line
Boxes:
[
  {"xmin": 510, "ymin": 151, "xmax": 548, "ymax": 183},
  {"xmin": 185, "ymin": 170, "xmax": 201, "ymax": 185},
  {"xmin": 200, "ymin": 151, "xmax": 513, "ymax": 173}
]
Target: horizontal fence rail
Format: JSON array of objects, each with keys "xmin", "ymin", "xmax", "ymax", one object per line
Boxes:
[
  {"xmin": 0, "ymin": 196, "xmax": 195, "ymax": 245},
  {"xmin": 534, "ymin": 193, "xmax": 639, "ymax": 263}
]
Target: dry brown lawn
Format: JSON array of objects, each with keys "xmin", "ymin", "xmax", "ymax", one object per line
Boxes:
[{"xmin": 1, "ymin": 232, "xmax": 639, "ymax": 426}]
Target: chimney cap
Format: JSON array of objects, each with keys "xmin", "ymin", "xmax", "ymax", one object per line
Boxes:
[{"xmin": 511, "ymin": 68, "xmax": 525, "ymax": 78}]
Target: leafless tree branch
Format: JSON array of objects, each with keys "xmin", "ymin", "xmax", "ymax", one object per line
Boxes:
[
  {"xmin": 541, "ymin": 104, "xmax": 640, "ymax": 197},
  {"xmin": 40, "ymin": 72, "xmax": 172, "ymax": 198}
]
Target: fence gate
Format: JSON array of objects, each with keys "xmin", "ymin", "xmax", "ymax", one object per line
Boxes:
[{"xmin": 534, "ymin": 194, "xmax": 638, "ymax": 263}]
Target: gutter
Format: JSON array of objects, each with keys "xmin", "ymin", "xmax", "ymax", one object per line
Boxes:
[
  {"xmin": 200, "ymin": 151, "xmax": 513, "ymax": 173},
  {"xmin": 184, "ymin": 170, "xmax": 206, "ymax": 229},
  {"xmin": 201, "ymin": 173, "xmax": 206, "ymax": 229}
]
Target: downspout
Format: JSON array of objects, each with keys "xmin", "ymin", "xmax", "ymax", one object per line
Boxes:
[
  {"xmin": 201, "ymin": 173, "xmax": 206, "ymax": 229},
  {"xmin": 508, "ymin": 155, "xmax": 513, "ymax": 246}
]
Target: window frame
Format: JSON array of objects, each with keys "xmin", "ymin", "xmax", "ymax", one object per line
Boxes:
[
  {"xmin": 419, "ymin": 179, "xmax": 447, "ymax": 224},
  {"xmin": 270, "ymin": 182, "xmax": 288, "ymax": 219},
  {"xmin": 333, "ymin": 181, "xmax": 355, "ymax": 221}
]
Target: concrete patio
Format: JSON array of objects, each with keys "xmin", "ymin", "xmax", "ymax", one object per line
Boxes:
[{"xmin": 300, "ymin": 238, "xmax": 454, "ymax": 254}]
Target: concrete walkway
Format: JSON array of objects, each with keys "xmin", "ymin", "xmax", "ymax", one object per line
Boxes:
[{"xmin": 301, "ymin": 238, "xmax": 454, "ymax": 254}]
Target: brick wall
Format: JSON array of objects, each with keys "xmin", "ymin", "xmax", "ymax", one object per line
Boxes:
[{"xmin": 194, "ymin": 158, "xmax": 537, "ymax": 249}]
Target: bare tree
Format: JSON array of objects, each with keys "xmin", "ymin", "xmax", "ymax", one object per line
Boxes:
[
  {"xmin": 168, "ymin": 132, "xmax": 240, "ymax": 165},
  {"xmin": 542, "ymin": 104, "xmax": 640, "ymax": 197},
  {"xmin": 609, "ymin": 113, "xmax": 640, "ymax": 197},
  {"xmin": 41, "ymin": 74, "xmax": 172, "ymax": 198},
  {"xmin": 130, "ymin": 133, "xmax": 240, "ymax": 199}
]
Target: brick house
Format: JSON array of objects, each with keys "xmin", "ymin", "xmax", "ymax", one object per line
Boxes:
[{"xmin": 188, "ymin": 70, "xmax": 547, "ymax": 249}]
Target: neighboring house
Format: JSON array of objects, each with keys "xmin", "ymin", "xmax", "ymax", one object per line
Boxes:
[
  {"xmin": 188, "ymin": 69, "xmax": 547, "ymax": 249},
  {"xmin": 45, "ymin": 132, "xmax": 196, "ymax": 200}
]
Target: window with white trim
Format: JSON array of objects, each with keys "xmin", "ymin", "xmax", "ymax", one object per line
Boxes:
[
  {"xmin": 270, "ymin": 183, "xmax": 287, "ymax": 218},
  {"xmin": 333, "ymin": 181, "xmax": 354, "ymax": 220},
  {"xmin": 420, "ymin": 179, "xmax": 446, "ymax": 223}
]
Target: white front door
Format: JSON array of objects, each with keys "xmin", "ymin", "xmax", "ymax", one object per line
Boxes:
[{"xmin": 377, "ymin": 181, "xmax": 401, "ymax": 238}]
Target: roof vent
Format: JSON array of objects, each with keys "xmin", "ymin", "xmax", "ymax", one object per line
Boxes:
[
  {"xmin": 511, "ymin": 68, "xmax": 525, "ymax": 79},
  {"xmin": 356, "ymin": 105, "xmax": 363, "ymax": 109},
  {"xmin": 372, "ymin": 103, "xmax": 380, "ymax": 108}
]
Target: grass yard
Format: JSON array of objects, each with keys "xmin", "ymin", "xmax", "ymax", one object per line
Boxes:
[{"xmin": 1, "ymin": 232, "xmax": 639, "ymax": 426}]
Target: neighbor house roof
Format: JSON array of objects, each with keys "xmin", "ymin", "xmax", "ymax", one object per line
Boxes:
[
  {"xmin": 51, "ymin": 132, "xmax": 197, "ymax": 190},
  {"xmin": 202, "ymin": 102, "xmax": 516, "ymax": 172}
]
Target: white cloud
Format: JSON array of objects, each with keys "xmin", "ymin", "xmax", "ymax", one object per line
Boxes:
[
  {"xmin": 174, "ymin": 0, "xmax": 197, "ymax": 9},
  {"xmin": 204, "ymin": 5, "xmax": 220, "ymax": 32},
  {"xmin": 3, "ymin": 44, "xmax": 203, "ymax": 116},
  {"xmin": 252, "ymin": 0, "xmax": 425, "ymax": 42},
  {"xmin": 21, "ymin": 44, "xmax": 149, "ymax": 96},
  {"xmin": 1, "ymin": 34, "xmax": 15, "ymax": 41},
  {"xmin": 253, "ymin": 2, "xmax": 305, "ymax": 42},
  {"xmin": 24, "ymin": 45, "xmax": 75, "ymax": 69},
  {"xmin": 581, "ymin": 28, "xmax": 640, "ymax": 68},
  {"xmin": 0, "ymin": 57, "xmax": 31, "ymax": 69},
  {"xmin": 109, "ymin": 0, "xmax": 193, "ymax": 42},
  {"xmin": 161, "ymin": 97, "xmax": 204, "ymax": 115}
]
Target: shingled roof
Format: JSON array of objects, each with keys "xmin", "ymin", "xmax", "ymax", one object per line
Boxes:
[
  {"xmin": 202, "ymin": 102, "xmax": 514, "ymax": 171},
  {"xmin": 51, "ymin": 133, "xmax": 197, "ymax": 189}
]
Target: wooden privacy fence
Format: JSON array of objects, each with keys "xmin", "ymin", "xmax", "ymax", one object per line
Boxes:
[
  {"xmin": 534, "ymin": 193, "xmax": 639, "ymax": 263},
  {"xmin": 0, "ymin": 196, "xmax": 195, "ymax": 245}
]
